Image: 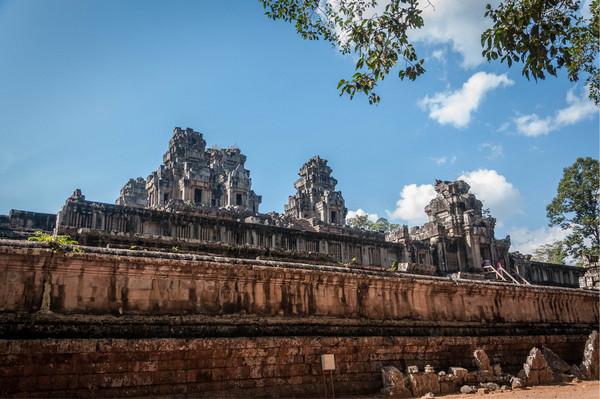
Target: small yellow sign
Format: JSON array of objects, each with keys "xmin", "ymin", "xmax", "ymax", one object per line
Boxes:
[{"xmin": 321, "ymin": 354, "xmax": 335, "ymax": 371}]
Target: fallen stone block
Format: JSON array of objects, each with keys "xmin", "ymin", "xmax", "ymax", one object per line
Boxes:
[
  {"xmin": 480, "ymin": 382, "xmax": 500, "ymax": 391},
  {"xmin": 460, "ymin": 385, "xmax": 477, "ymax": 394},
  {"xmin": 580, "ymin": 330, "xmax": 599, "ymax": 380},
  {"xmin": 569, "ymin": 364, "xmax": 586, "ymax": 380},
  {"xmin": 439, "ymin": 380, "xmax": 457, "ymax": 395},
  {"xmin": 510, "ymin": 377, "xmax": 523, "ymax": 389},
  {"xmin": 421, "ymin": 393, "xmax": 435, "ymax": 399},
  {"xmin": 409, "ymin": 372, "xmax": 441, "ymax": 397},
  {"xmin": 380, "ymin": 366, "xmax": 412, "ymax": 398},
  {"xmin": 541, "ymin": 346, "xmax": 570, "ymax": 373},
  {"xmin": 424, "ymin": 365, "xmax": 435, "ymax": 374},
  {"xmin": 477, "ymin": 387, "xmax": 490, "ymax": 394},
  {"xmin": 492, "ymin": 363, "xmax": 502, "ymax": 376},
  {"xmin": 474, "ymin": 349, "xmax": 492, "ymax": 371},
  {"xmin": 407, "ymin": 365, "xmax": 419, "ymax": 374},
  {"xmin": 448, "ymin": 367, "xmax": 468, "ymax": 383},
  {"xmin": 518, "ymin": 347, "xmax": 553, "ymax": 386},
  {"xmin": 381, "ymin": 366, "xmax": 402, "ymax": 388}
]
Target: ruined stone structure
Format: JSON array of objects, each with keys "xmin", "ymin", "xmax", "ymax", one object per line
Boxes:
[
  {"xmin": 117, "ymin": 127, "xmax": 262, "ymax": 212},
  {"xmin": 0, "ymin": 126, "xmax": 597, "ymax": 397},
  {"xmin": 115, "ymin": 177, "xmax": 147, "ymax": 207},
  {"xmin": 580, "ymin": 254, "xmax": 600, "ymax": 289},
  {"xmin": 388, "ymin": 180, "xmax": 511, "ymax": 275},
  {"xmin": 0, "ymin": 126, "xmax": 585, "ymax": 288},
  {"xmin": 284, "ymin": 156, "xmax": 347, "ymax": 225}
]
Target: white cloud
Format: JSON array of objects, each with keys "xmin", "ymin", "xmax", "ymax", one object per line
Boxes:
[
  {"xmin": 458, "ymin": 169, "xmax": 523, "ymax": 224},
  {"xmin": 431, "ymin": 49, "xmax": 445, "ymax": 62},
  {"xmin": 555, "ymin": 89, "xmax": 598, "ymax": 125},
  {"xmin": 478, "ymin": 142, "xmax": 504, "ymax": 160},
  {"xmin": 433, "ymin": 156, "xmax": 447, "ymax": 165},
  {"xmin": 509, "ymin": 226, "xmax": 569, "ymax": 256},
  {"xmin": 419, "ymin": 72, "xmax": 514, "ymax": 128},
  {"xmin": 431, "ymin": 155, "xmax": 456, "ymax": 165},
  {"xmin": 514, "ymin": 88, "xmax": 597, "ymax": 137},
  {"xmin": 412, "ymin": 0, "xmax": 502, "ymax": 68},
  {"xmin": 386, "ymin": 183, "xmax": 437, "ymax": 224},
  {"xmin": 514, "ymin": 114, "xmax": 554, "ymax": 137},
  {"xmin": 346, "ymin": 208, "xmax": 378, "ymax": 223}
]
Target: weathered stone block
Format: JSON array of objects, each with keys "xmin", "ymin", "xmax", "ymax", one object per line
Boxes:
[
  {"xmin": 569, "ymin": 364, "xmax": 586, "ymax": 380},
  {"xmin": 380, "ymin": 366, "xmax": 412, "ymax": 398},
  {"xmin": 409, "ymin": 372, "xmax": 441, "ymax": 397},
  {"xmin": 518, "ymin": 347, "xmax": 553, "ymax": 386},
  {"xmin": 541, "ymin": 346, "xmax": 570, "ymax": 373},
  {"xmin": 473, "ymin": 350, "xmax": 491, "ymax": 371},
  {"xmin": 492, "ymin": 363, "xmax": 502, "ymax": 376},
  {"xmin": 448, "ymin": 367, "xmax": 468, "ymax": 383},
  {"xmin": 407, "ymin": 365, "xmax": 419, "ymax": 374},
  {"xmin": 510, "ymin": 377, "xmax": 523, "ymax": 389},
  {"xmin": 381, "ymin": 366, "xmax": 402, "ymax": 388},
  {"xmin": 580, "ymin": 330, "xmax": 599, "ymax": 380},
  {"xmin": 460, "ymin": 385, "xmax": 476, "ymax": 394},
  {"xmin": 479, "ymin": 382, "xmax": 499, "ymax": 391}
]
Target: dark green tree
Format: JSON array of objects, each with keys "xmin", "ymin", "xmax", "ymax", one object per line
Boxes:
[
  {"xmin": 260, "ymin": 0, "xmax": 599, "ymax": 105},
  {"xmin": 347, "ymin": 214, "xmax": 374, "ymax": 230},
  {"xmin": 531, "ymin": 240, "xmax": 567, "ymax": 264},
  {"xmin": 347, "ymin": 215, "xmax": 401, "ymax": 233},
  {"xmin": 546, "ymin": 157, "xmax": 599, "ymax": 261}
]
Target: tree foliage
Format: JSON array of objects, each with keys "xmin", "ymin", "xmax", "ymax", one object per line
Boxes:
[
  {"xmin": 546, "ymin": 157, "xmax": 599, "ymax": 260},
  {"xmin": 347, "ymin": 215, "xmax": 400, "ymax": 232},
  {"xmin": 260, "ymin": 0, "xmax": 599, "ymax": 105},
  {"xmin": 531, "ymin": 240, "xmax": 567, "ymax": 264},
  {"xmin": 260, "ymin": 0, "xmax": 425, "ymax": 104},
  {"xmin": 482, "ymin": 0, "xmax": 600, "ymax": 105}
]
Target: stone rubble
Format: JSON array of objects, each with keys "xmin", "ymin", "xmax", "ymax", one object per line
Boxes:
[
  {"xmin": 517, "ymin": 347, "xmax": 554, "ymax": 386},
  {"xmin": 541, "ymin": 345, "xmax": 572, "ymax": 383},
  {"xmin": 381, "ymin": 334, "xmax": 599, "ymax": 397}
]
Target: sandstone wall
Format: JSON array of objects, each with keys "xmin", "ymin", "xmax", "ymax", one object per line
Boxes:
[
  {"xmin": 0, "ymin": 335, "xmax": 589, "ymax": 398},
  {"xmin": 0, "ymin": 242, "xmax": 597, "ymax": 335}
]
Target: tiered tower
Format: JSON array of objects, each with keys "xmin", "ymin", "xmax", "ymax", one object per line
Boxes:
[{"xmin": 284, "ymin": 156, "xmax": 347, "ymax": 225}]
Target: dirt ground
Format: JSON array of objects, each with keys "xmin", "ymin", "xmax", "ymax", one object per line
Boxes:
[
  {"xmin": 435, "ymin": 380, "xmax": 599, "ymax": 399},
  {"xmin": 343, "ymin": 380, "xmax": 600, "ymax": 399}
]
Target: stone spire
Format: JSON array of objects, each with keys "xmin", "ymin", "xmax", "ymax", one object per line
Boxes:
[{"xmin": 284, "ymin": 156, "xmax": 347, "ymax": 225}]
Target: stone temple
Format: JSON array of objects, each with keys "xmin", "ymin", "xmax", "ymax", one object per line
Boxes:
[
  {"xmin": 1, "ymin": 126, "xmax": 590, "ymax": 288},
  {"xmin": 117, "ymin": 127, "xmax": 262, "ymax": 212},
  {"xmin": 0, "ymin": 126, "xmax": 597, "ymax": 398}
]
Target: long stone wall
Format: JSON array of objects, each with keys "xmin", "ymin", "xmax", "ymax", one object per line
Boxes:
[
  {"xmin": 0, "ymin": 241, "xmax": 597, "ymax": 335},
  {"xmin": 0, "ymin": 241, "xmax": 597, "ymax": 397},
  {"xmin": 0, "ymin": 335, "xmax": 590, "ymax": 398}
]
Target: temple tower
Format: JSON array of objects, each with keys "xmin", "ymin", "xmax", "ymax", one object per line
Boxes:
[{"xmin": 284, "ymin": 156, "xmax": 347, "ymax": 225}]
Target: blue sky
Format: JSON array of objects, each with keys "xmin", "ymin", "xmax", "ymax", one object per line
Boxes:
[{"xmin": 0, "ymin": 0, "xmax": 598, "ymax": 255}]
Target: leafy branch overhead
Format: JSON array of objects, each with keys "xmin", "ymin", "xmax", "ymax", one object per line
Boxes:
[
  {"xmin": 482, "ymin": 0, "xmax": 600, "ymax": 106},
  {"xmin": 260, "ymin": 0, "xmax": 598, "ymax": 105},
  {"xmin": 260, "ymin": 0, "xmax": 426, "ymax": 104}
]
